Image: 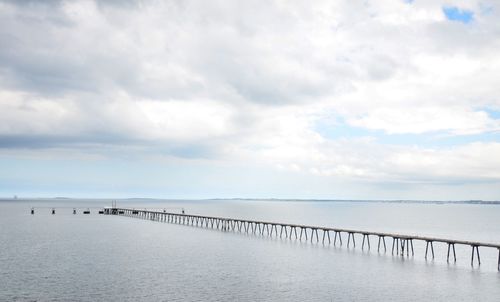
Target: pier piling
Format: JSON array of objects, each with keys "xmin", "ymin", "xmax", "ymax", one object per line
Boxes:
[
  {"xmin": 425, "ymin": 241, "xmax": 435, "ymax": 259},
  {"xmin": 471, "ymin": 245, "xmax": 481, "ymax": 266},
  {"xmin": 334, "ymin": 231, "xmax": 342, "ymax": 246},
  {"xmin": 362, "ymin": 234, "xmax": 370, "ymax": 250},
  {"xmin": 447, "ymin": 243, "xmax": 457, "ymax": 262},
  {"xmin": 322, "ymin": 230, "xmax": 331, "ymax": 244},
  {"xmin": 347, "ymin": 232, "xmax": 355, "ymax": 248},
  {"xmin": 378, "ymin": 236, "xmax": 387, "ymax": 252}
]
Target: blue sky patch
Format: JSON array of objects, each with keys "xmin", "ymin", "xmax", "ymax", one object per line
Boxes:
[
  {"xmin": 485, "ymin": 108, "xmax": 500, "ymax": 119},
  {"xmin": 443, "ymin": 6, "xmax": 474, "ymax": 23},
  {"xmin": 315, "ymin": 118, "xmax": 500, "ymax": 148}
]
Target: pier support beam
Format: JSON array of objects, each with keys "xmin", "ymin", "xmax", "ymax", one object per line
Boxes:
[
  {"xmin": 280, "ymin": 225, "xmax": 288, "ymax": 238},
  {"xmin": 471, "ymin": 245, "xmax": 481, "ymax": 266},
  {"xmin": 377, "ymin": 236, "xmax": 386, "ymax": 252},
  {"xmin": 400, "ymin": 239, "xmax": 414, "ymax": 257},
  {"xmin": 299, "ymin": 227, "xmax": 308, "ymax": 241},
  {"xmin": 347, "ymin": 232, "xmax": 355, "ymax": 248},
  {"xmin": 322, "ymin": 230, "xmax": 331, "ymax": 244},
  {"xmin": 447, "ymin": 243, "xmax": 457, "ymax": 262},
  {"xmin": 425, "ymin": 241, "xmax": 435, "ymax": 259},
  {"xmin": 392, "ymin": 237, "xmax": 399, "ymax": 255},
  {"xmin": 311, "ymin": 229, "xmax": 319, "ymax": 243},
  {"xmin": 271, "ymin": 224, "xmax": 277, "ymax": 236},
  {"xmin": 362, "ymin": 234, "xmax": 370, "ymax": 250},
  {"xmin": 334, "ymin": 231, "xmax": 342, "ymax": 246}
]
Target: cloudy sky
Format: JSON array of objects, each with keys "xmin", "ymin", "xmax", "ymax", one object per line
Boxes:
[{"xmin": 1, "ymin": 0, "xmax": 499, "ymax": 200}]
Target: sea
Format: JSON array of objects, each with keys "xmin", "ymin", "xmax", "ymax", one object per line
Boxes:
[{"xmin": 1, "ymin": 198, "xmax": 499, "ymax": 301}]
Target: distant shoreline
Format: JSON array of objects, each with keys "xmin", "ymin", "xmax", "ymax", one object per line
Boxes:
[
  {"xmin": 0, "ymin": 197, "xmax": 499, "ymax": 205},
  {"xmin": 210, "ymin": 198, "xmax": 500, "ymax": 205}
]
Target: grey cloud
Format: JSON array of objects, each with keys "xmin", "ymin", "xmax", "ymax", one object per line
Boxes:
[
  {"xmin": 0, "ymin": 1, "xmax": 139, "ymax": 96},
  {"xmin": 0, "ymin": 0, "xmax": 348, "ymax": 104},
  {"xmin": 0, "ymin": 133, "xmax": 222, "ymax": 160},
  {"xmin": 1, "ymin": 0, "xmax": 499, "ymax": 155},
  {"xmin": 0, "ymin": 134, "xmax": 133, "ymax": 149},
  {"xmin": 1, "ymin": 0, "xmax": 498, "ymax": 108}
]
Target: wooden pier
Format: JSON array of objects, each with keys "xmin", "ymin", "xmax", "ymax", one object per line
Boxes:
[{"xmin": 107, "ymin": 207, "xmax": 500, "ymax": 270}]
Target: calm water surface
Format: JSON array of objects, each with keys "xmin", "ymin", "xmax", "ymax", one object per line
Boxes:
[{"xmin": 1, "ymin": 199, "xmax": 499, "ymax": 301}]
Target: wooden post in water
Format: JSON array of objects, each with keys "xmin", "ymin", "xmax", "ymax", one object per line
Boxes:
[
  {"xmin": 378, "ymin": 236, "xmax": 386, "ymax": 252},
  {"xmin": 498, "ymin": 248, "xmax": 500, "ymax": 271},
  {"xmin": 471, "ymin": 245, "xmax": 481, "ymax": 266},
  {"xmin": 322, "ymin": 230, "xmax": 331, "ymax": 244},
  {"xmin": 300, "ymin": 227, "xmax": 306, "ymax": 241},
  {"xmin": 447, "ymin": 243, "xmax": 457, "ymax": 262},
  {"xmin": 425, "ymin": 241, "xmax": 435, "ymax": 259},
  {"xmin": 347, "ymin": 232, "xmax": 355, "ymax": 248},
  {"xmin": 362, "ymin": 234, "xmax": 370, "ymax": 250},
  {"xmin": 334, "ymin": 231, "xmax": 342, "ymax": 246}
]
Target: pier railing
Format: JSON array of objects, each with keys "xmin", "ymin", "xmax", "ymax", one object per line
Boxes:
[{"xmin": 108, "ymin": 208, "xmax": 500, "ymax": 270}]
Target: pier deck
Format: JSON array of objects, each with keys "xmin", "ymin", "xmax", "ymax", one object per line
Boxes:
[{"xmin": 108, "ymin": 207, "xmax": 500, "ymax": 270}]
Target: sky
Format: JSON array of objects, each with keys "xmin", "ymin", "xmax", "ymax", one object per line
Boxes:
[{"xmin": 1, "ymin": 0, "xmax": 500, "ymax": 200}]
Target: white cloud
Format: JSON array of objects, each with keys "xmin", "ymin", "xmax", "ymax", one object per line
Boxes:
[
  {"xmin": 1, "ymin": 0, "xmax": 500, "ymax": 197},
  {"xmin": 347, "ymin": 106, "xmax": 500, "ymax": 135},
  {"xmin": 136, "ymin": 99, "xmax": 236, "ymax": 141}
]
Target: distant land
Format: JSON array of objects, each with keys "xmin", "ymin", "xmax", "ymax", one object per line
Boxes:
[
  {"xmin": 209, "ymin": 198, "xmax": 500, "ymax": 205},
  {"xmin": 0, "ymin": 197, "xmax": 499, "ymax": 205}
]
